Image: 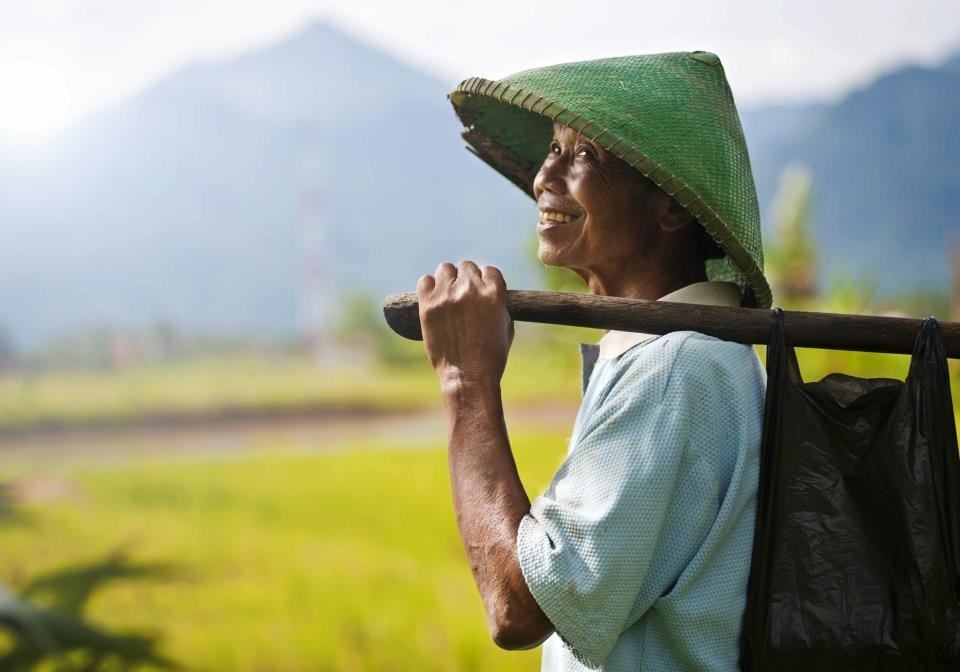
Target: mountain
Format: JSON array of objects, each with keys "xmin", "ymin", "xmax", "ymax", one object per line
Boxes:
[
  {"xmin": 741, "ymin": 53, "xmax": 960, "ymax": 295},
  {"xmin": 0, "ymin": 20, "xmax": 533, "ymax": 348},
  {"xmin": 1, "ymin": 27, "xmax": 957, "ymax": 348}
]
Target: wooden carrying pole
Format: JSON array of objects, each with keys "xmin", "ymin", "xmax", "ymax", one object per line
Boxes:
[{"xmin": 383, "ymin": 290, "xmax": 960, "ymax": 359}]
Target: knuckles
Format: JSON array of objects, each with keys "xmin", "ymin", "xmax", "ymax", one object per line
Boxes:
[
  {"xmin": 418, "ymin": 261, "xmax": 506, "ymax": 316},
  {"xmin": 435, "ymin": 261, "xmax": 456, "ymax": 276}
]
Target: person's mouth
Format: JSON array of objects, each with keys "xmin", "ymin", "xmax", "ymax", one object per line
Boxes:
[{"xmin": 538, "ymin": 208, "xmax": 583, "ymax": 229}]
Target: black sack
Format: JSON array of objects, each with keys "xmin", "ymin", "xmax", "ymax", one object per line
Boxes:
[{"xmin": 741, "ymin": 308, "xmax": 960, "ymax": 671}]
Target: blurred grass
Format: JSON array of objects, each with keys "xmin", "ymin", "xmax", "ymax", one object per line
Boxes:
[
  {"xmin": 3, "ymin": 324, "xmax": 957, "ymax": 433},
  {"xmin": 0, "ymin": 331, "xmax": 584, "ymax": 433},
  {"xmin": 0, "ymin": 355, "xmax": 439, "ymax": 431},
  {"xmin": 0, "ymin": 431, "xmax": 568, "ymax": 671}
]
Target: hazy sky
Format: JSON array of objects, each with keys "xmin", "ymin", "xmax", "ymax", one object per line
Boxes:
[{"xmin": 2, "ymin": 0, "xmax": 959, "ymax": 140}]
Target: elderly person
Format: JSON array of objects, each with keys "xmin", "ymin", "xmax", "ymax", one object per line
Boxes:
[{"xmin": 416, "ymin": 52, "xmax": 770, "ymax": 671}]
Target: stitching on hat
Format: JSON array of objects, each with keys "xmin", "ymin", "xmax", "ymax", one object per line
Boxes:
[
  {"xmin": 586, "ymin": 126, "xmax": 611, "ymax": 144},
  {"xmin": 507, "ymin": 89, "xmax": 525, "ymax": 105},
  {"xmin": 529, "ymin": 96, "xmax": 550, "ymax": 114}
]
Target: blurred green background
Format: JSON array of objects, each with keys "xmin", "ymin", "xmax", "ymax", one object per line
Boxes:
[{"xmin": 2, "ymin": 3, "xmax": 960, "ymax": 670}]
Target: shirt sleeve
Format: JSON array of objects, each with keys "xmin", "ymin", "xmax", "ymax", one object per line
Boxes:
[{"xmin": 516, "ymin": 333, "xmax": 716, "ymax": 668}]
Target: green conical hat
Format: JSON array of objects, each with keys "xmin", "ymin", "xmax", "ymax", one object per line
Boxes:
[{"xmin": 448, "ymin": 51, "xmax": 771, "ymax": 308}]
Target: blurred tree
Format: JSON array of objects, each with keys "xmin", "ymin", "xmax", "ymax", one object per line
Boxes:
[
  {"xmin": 31, "ymin": 328, "xmax": 116, "ymax": 371},
  {"xmin": 335, "ymin": 290, "xmax": 422, "ymax": 366},
  {"xmin": 335, "ymin": 291, "xmax": 383, "ymax": 339},
  {"xmin": 950, "ymin": 239, "xmax": 960, "ymax": 321},
  {"xmin": 765, "ymin": 164, "xmax": 818, "ymax": 307},
  {"xmin": 873, "ymin": 286, "xmax": 950, "ymax": 320},
  {"xmin": 148, "ymin": 321, "xmax": 183, "ymax": 361},
  {"xmin": 949, "ymin": 239, "xmax": 960, "ymax": 403},
  {"xmin": 0, "ymin": 325, "xmax": 16, "ymax": 372}
]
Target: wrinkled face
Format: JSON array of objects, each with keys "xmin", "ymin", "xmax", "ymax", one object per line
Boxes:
[{"xmin": 533, "ymin": 123, "xmax": 667, "ymax": 275}]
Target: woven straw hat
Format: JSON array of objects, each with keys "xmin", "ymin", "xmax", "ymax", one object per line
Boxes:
[{"xmin": 448, "ymin": 51, "xmax": 771, "ymax": 309}]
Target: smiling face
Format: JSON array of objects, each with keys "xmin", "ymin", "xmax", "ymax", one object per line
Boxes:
[{"xmin": 533, "ymin": 123, "xmax": 706, "ymax": 294}]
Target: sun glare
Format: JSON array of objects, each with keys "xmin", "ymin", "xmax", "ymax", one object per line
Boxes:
[{"xmin": 0, "ymin": 60, "xmax": 71, "ymax": 141}]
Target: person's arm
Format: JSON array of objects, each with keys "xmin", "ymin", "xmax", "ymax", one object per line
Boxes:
[{"xmin": 417, "ymin": 260, "xmax": 554, "ymax": 649}]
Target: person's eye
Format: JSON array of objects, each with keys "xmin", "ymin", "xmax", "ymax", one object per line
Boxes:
[
  {"xmin": 550, "ymin": 141, "xmax": 561, "ymax": 155},
  {"xmin": 576, "ymin": 145, "xmax": 595, "ymax": 159}
]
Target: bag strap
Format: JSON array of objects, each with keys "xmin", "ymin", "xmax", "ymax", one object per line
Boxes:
[
  {"xmin": 907, "ymin": 317, "xmax": 960, "ymax": 593},
  {"xmin": 740, "ymin": 308, "xmax": 800, "ymax": 667},
  {"xmin": 768, "ymin": 307, "xmax": 803, "ymax": 385}
]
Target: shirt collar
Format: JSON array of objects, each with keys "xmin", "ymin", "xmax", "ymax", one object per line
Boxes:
[{"xmin": 596, "ymin": 280, "xmax": 741, "ymax": 360}]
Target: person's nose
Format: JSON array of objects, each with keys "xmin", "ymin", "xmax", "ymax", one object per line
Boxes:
[{"xmin": 532, "ymin": 156, "xmax": 567, "ymax": 199}]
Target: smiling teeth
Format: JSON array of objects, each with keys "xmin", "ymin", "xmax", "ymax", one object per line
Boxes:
[{"xmin": 539, "ymin": 211, "xmax": 576, "ymax": 223}]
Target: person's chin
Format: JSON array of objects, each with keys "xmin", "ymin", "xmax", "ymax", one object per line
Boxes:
[{"xmin": 537, "ymin": 245, "xmax": 570, "ymax": 268}]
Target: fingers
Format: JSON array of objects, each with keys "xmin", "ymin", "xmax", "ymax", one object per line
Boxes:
[
  {"xmin": 435, "ymin": 261, "xmax": 456, "ymax": 285},
  {"xmin": 422, "ymin": 261, "xmax": 503, "ymax": 295},
  {"xmin": 417, "ymin": 261, "xmax": 458, "ymax": 301},
  {"xmin": 416, "ymin": 273, "xmax": 435, "ymax": 298},
  {"xmin": 481, "ymin": 265, "xmax": 506, "ymax": 294},
  {"xmin": 457, "ymin": 260, "xmax": 482, "ymax": 285}
]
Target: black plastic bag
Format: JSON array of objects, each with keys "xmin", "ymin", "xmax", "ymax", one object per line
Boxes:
[{"xmin": 741, "ymin": 308, "xmax": 960, "ymax": 671}]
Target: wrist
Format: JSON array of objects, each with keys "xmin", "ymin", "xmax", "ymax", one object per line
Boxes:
[{"xmin": 438, "ymin": 366, "xmax": 501, "ymax": 400}]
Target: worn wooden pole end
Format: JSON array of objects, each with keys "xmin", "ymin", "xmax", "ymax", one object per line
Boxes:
[{"xmin": 383, "ymin": 292, "xmax": 422, "ymax": 341}]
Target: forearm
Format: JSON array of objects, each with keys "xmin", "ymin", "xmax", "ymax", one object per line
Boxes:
[
  {"xmin": 415, "ymin": 260, "xmax": 551, "ymax": 647},
  {"xmin": 443, "ymin": 377, "xmax": 528, "ymax": 565},
  {"xmin": 441, "ymin": 376, "xmax": 553, "ymax": 648}
]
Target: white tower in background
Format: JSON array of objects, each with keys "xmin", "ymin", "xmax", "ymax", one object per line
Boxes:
[{"xmin": 298, "ymin": 154, "xmax": 337, "ymax": 364}]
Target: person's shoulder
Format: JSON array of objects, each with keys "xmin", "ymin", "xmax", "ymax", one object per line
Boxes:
[
  {"xmin": 622, "ymin": 330, "xmax": 763, "ymax": 390},
  {"xmin": 620, "ymin": 330, "xmax": 755, "ymax": 367},
  {"xmin": 667, "ymin": 330, "xmax": 766, "ymax": 398},
  {"xmin": 606, "ymin": 330, "xmax": 764, "ymax": 397},
  {"xmin": 604, "ymin": 331, "xmax": 718, "ymax": 399},
  {"xmin": 671, "ymin": 330, "xmax": 758, "ymax": 363}
]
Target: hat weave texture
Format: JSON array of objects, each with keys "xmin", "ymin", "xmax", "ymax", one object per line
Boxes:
[{"xmin": 448, "ymin": 51, "xmax": 771, "ymax": 308}]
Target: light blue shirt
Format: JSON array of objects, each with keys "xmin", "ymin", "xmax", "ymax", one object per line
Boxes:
[{"xmin": 516, "ymin": 320, "xmax": 766, "ymax": 671}]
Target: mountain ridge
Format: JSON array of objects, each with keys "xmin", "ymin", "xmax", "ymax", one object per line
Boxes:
[
  {"xmin": 0, "ymin": 19, "xmax": 533, "ymax": 348},
  {"xmin": 1, "ymin": 25, "xmax": 957, "ymax": 347},
  {"xmin": 744, "ymin": 49, "xmax": 960, "ymax": 294}
]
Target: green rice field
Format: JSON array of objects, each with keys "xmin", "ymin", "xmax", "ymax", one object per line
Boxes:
[
  {"xmin": 2, "ymin": 336, "xmax": 955, "ymax": 434},
  {"xmin": 0, "ymin": 338, "xmax": 957, "ymax": 669},
  {"xmin": 0, "ymin": 430, "xmax": 567, "ymax": 671},
  {"xmin": 0, "ymin": 331, "xmax": 585, "ymax": 433}
]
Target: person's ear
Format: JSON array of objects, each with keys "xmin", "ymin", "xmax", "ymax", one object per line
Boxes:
[{"xmin": 659, "ymin": 199, "xmax": 695, "ymax": 232}]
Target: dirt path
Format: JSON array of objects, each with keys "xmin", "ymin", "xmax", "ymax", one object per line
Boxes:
[{"xmin": 0, "ymin": 402, "xmax": 580, "ymax": 465}]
